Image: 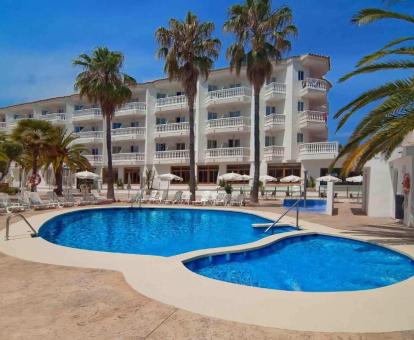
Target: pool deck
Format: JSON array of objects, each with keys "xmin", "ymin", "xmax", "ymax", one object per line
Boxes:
[{"xmin": 1, "ymin": 201, "xmax": 414, "ymax": 339}]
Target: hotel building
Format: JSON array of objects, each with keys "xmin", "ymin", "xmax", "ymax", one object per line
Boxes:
[{"xmin": 0, "ymin": 53, "xmax": 339, "ymax": 187}]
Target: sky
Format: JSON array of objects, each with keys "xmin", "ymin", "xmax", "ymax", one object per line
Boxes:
[{"xmin": 0, "ymin": 0, "xmax": 411, "ymax": 143}]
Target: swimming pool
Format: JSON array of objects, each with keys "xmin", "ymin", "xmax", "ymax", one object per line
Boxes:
[
  {"xmin": 185, "ymin": 234, "xmax": 414, "ymax": 292},
  {"xmin": 283, "ymin": 199, "xmax": 327, "ymax": 212},
  {"xmin": 39, "ymin": 208, "xmax": 296, "ymax": 256}
]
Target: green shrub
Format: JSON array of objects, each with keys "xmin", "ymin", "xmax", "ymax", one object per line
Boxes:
[
  {"xmin": 224, "ymin": 183, "xmax": 232, "ymax": 194},
  {"xmin": 0, "ymin": 186, "xmax": 19, "ymax": 195}
]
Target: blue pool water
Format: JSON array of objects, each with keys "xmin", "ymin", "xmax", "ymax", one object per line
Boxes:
[
  {"xmin": 185, "ymin": 234, "xmax": 414, "ymax": 292},
  {"xmin": 39, "ymin": 208, "xmax": 295, "ymax": 256},
  {"xmin": 283, "ymin": 199, "xmax": 326, "ymax": 212}
]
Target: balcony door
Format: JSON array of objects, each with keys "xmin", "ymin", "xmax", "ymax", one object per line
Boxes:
[{"xmin": 124, "ymin": 168, "xmax": 140, "ymax": 184}]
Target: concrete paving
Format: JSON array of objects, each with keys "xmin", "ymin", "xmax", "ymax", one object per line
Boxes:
[{"xmin": 1, "ymin": 201, "xmax": 413, "ymax": 339}]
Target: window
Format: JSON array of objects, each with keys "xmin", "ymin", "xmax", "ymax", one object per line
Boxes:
[
  {"xmin": 156, "ymin": 93, "xmax": 166, "ymax": 99},
  {"xmin": 130, "ymin": 121, "xmax": 139, "ymax": 127},
  {"xmin": 130, "ymin": 145, "xmax": 139, "ymax": 153},
  {"xmin": 266, "ymin": 106, "xmax": 276, "ymax": 115},
  {"xmin": 58, "ymin": 108, "xmax": 65, "ymax": 113},
  {"xmin": 208, "ymin": 85, "xmax": 218, "ymax": 92},
  {"xmin": 156, "ymin": 117, "xmax": 166, "ymax": 125},
  {"xmin": 297, "ymin": 101, "xmax": 304, "ymax": 112},
  {"xmin": 207, "ymin": 140, "xmax": 217, "ymax": 149},
  {"xmin": 297, "ymin": 133, "xmax": 304, "ymax": 143},
  {"xmin": 91, "ymin": 148, "xmax": 99, "ymax": 155},
  {"xmin": 227, "ymin": 164, "xmax": 250, "ymax": 175},
  {"xmin": 112, "ymin": 122, "xmax": 122, "ymax": 129},
  {"xmin": 112, "ymin": 146, "xmax": 122, "ymax": 154},
  {"xmin": 41, "ymin": 110, "xmax": 48, "ymax": 116},
  {"xmin": 265, "ymin": 136, "xmax": 276, "ymax": 147},
  {"xmin": 124, "ymin": 168, "xmax": 140, "ymax": 184},
  {"xmin": 228, "ymin": 139, "xmax": 240, "ymax": 148},
  {"xmin": 198, "ymin": 165, "xmax": 219, "ymax": 184},
  {"xmin": 266, "ymin": 77, "xmax": 276, "ymax": 84},
  {"xmin": 175, "ymin": 116, "xmax": 186, "ymax": 123},
  {"xmin": 268, "ymin": 164, "xmax": 301, "ymax": 178},
  {"xmin": 102, "ymin": 168, "xmax": 118, "ymax": 184},
  {"xmin": 229, "ymin": 83, "xmax": 241, "ymax": 88},
  {"xmin": 176, "ymin": 91, "xmax": 184, "ymax": 96},
  {"xmin": 156, "ymin": 143, "xmax": 166, "ymax": 152},
  {"xmin": 74, "ymin": 126, "xmax": 83, "ymax": 133},
  {"xmin": 176, "ymin": 143, "xmax": 186, "ymax": 150},
  {"xmin": 229, "ymin": 111, "xmax": 241, "ymax": 118},
  {"xmin": 171, "ymin": 166, "xmax": 190, "ymax": 183},
  {"xmin": 208, "ymin": 112, "xmax": 217, "ymax": 120},
  {"xmin": 298, "ymin": 70, "xmax": 304, "ymax": 81},
  {"xmin": 74, "ymin": 104, "xmax": 84, "ymax": 110}
]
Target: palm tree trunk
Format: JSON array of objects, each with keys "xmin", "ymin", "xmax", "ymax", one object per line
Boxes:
[
  {"xmin": 188, "ymin": 96, "xmax": 196, "ymax": 201},
  {"xmin": 31, "ymin": 149, "xmax": 39, "ymax": 192},
  {"xmin": 251, "ymin": 86, "xmax": 261, "ymax": 203},
  {"xmin": 105, "ymin": 114, "xmax": 115, "ymax": 200},
  {"xmin": 55, "ymin": 164, "xmax": 63, "ymax": 196}
]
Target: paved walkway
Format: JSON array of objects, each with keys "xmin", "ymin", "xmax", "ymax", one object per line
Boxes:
[{"xmin": 1, "ymin": 202, "xmax": 413, "ymax": 339}]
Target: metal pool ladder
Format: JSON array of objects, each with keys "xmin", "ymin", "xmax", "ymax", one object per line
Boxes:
[
  {"xmin": 5, "ymin": 213, "xmax": 38, "ymax": 241},
  {"xmin": 264, "ymin": 199, "xmax": 301, "ymax": 233},
  {"xmin": 130, "ymin": 191, "xmax": 143, "ymax": 208}
]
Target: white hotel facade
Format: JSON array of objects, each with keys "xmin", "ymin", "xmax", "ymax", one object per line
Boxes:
[{"xmin": 0, "ymin": 54, "xmax": 339, "ymax": 187}]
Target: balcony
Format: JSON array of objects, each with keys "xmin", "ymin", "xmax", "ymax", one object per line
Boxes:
[
  {"xmin": 115, "ymin": 102, "xmax": 146, "ymax": 117},
  {"xmin": 84, "ymin": 154, "xmax": 103, "ymax": 166},
  {"xmin": 264, "ymin": 146, "xmax": 284, "ymax": 162},
  {"xmin": 0, "ymin": 122, "xmax": 8, "ymax": 131},
  {"xmin": 38, "ymin": 112, "xmax": 67, "ymax": 125},
  {"xmin": 299, "ymin": 78, "xmax": 329, "ymax": 99},
  {"xmin": 73, "ymin": 108, "xmax": 102, "ymax": 122},
  {"xmin": 205, "ymin": 87, "xmax": 251, "ymax": 108},
  {"xmin": 154, "ymin": 150, "xmax": 189, "ymax": 164},
  {"xmin": 264, "ymin": 114, "xmax": 285, "ymax": 131},
  {"xmin": 205, "ymin": 147, "xmax": 250, "ymax": 163},
  {"xmin": 111, "ymin": 127, "xmax": 146, "ymax": 141},
  {"xmin": 73, "ymin": 131, "xmax": 104, "ymax": 144},
  {"xmin": 155, "ymin": 95, "xmax": 187, "ymax": 112},
  {"xmin": 298, "ymin": 142, "xmax": 338, "ymax": 160},
  {"xmin": 155, "ymin": 122, "xmax": 189, "ymax": 138},
  {"xmin": 205, "ymin": 116, "xmax": 250, "ymax": 134},
  {"xmin": 112, "ymin": 152, "xmax": 145, "ymax": 165},
  {"xmin": 299, "ymin": 110, "xmax": 327, "ymax": 130},
  {"xmin": 264, "ymin": 82, "xmax": 286, "ymax": 102}
]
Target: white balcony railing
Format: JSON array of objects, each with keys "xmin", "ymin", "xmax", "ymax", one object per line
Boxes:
[
  {"xmin": 205, "ymin": 147, "xmax": 250, "ymax": 158},
  {"xmin": 156, "ymin": 122, "xmax": 189, "ymax": 134},
  {"xmin": 264, "ymin": 146, "xmax": 284, "ymax": 158},
  {"xmin": 115, "ymin": 102, "xmax": 146, "ymax": 116},
  {"xmin": 112, "ymin": 152, "xmax": 145, "ymax": 162},
  {"xmin": 264, "ymin": 114, "xmax": 285, "ymax": 127},
  {"xmin": 206, "ymin": 86, "xmax": 251, "ymax": 102},
  {"xmin": 301, "ymin": 78, "xmax": 328, "ymax": 91},
  {"xmin": 111, "ymin": 127, "xmax": 146, "ymax": 137},
  {"xmin": 73, "ymin": 131, "xmax": 104, "ymax": 139},
  {"xmin": 299, "ymin": 110, "xmax": 326, "ymax": 124},
  {"xmin": 84, "ymin": 154, "xmax": 103, "ymax": 163},
  {"xmin": 155, "ymin": 150, "xmax": 189, "ymax": 160},
  {"xmin": 38, "ymin": 112, "xmax": 67, "ymax": 123},
  {"xmin": 156, "ymin": 95, "xmax": 187, "ymax": 107},
  {"xmin": 264, "ymin": 82, "xmax": 286, "ymax": 95},
  {"xmin": 299, "ymin": 142, "xmax": 338, "ymax": 156},
  {"xmin": 0, "ymin": 122, "xmax": 7, "ymax": 129},
  {"xmin": 73, "ymin": 108, "xmax": 102, "ymax": 118},
  {"xmin": 206, "ymin": 116, "xmax": 250, "ymax": 130}
]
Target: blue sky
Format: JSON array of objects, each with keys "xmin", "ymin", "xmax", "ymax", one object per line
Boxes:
[{"xmin": 0, "ymin": 0, "xmax": 411, "ymax": 143}]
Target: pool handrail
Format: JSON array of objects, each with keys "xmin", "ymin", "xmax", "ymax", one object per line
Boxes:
[
  {"xmin": 264, "ymin": 199, "xmax": 300, "ymax": 233},
  {"xmin": 5, "ymin": 213, "xmax": 38, "ymax": 240}
]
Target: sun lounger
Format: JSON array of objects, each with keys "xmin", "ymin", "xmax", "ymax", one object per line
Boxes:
[
  {"xmin": 28, "ymin": 192, "xmax": 58, "ymax": 210},
  {"xmin": 91, "ymin": 190, "xmax": 113, "ymax": 204},
  {"xmin": 47, "ymin": 191, "xmax": 75, "ymax": 208},
  {"xmin": 171, "ymin": 191, "xmax": 183, "ymax": 204},
  {"xmin": 193, "ymin": 191, "xmax": 211, "ymax": 205},
  {"xmin": 181, "ymin": 191, "xmax": 192, "ymax": 205},
  {"xmin": 148, "ymin": 190, "xmax": 160, "ymax": 204},
  {"xmin": 230, "ymin": 193, "xmax": 245, "ymax": 206},
  {"xmin": 0, "ymin": 193, "xmax": 26, "ymax": 213},
  {"xmin": 213, "ymin": 192, "xmax": 227, "ymax": 206}
]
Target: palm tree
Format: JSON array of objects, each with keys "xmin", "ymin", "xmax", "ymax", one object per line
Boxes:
[
  {"xmin": 224, "ymin": 0, "xmax": 297, "ymax": 203},
  {"xmin": 156, "ymin": 12, "xmax": 221, "ymax": 200},
  {"xmin": 332, "ymin": 8, "xmax": 414, "ymax": 175},
  {"xmin": 41, "ymin": 127, "xmax": 91, "ymax": 196},
  {"xmin": 73, "ymin": 47, "xmax": 137, "ymax": 200},
  {"xmin": 11, "ymin": 119, "xmax": 55, "ymax": 191},
  {"xmin": 0, "ymin": 133, "xmax": 23, "ymax": 182}
]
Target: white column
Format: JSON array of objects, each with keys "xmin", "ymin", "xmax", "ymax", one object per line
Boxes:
[{"xmin": 326, "ymin": 181, "xmax": 334, "ymax": 216}]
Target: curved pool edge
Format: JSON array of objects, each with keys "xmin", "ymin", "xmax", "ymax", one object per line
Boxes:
[{"xmin": 1, "ymin": 205, "xmax": 414, "ymax": 333}]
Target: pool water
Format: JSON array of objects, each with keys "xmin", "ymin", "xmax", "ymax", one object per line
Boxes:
[
  {"xmin": 185, "ymin": 234, "xmax": 414, "ymax": 292},
  {"xmin": 283, "ymin": 199, "xmax": 327, "ymax": 212},
  {"xmin": 39, "ymin": 208, "xmax": 295, "ymax": 256}
]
